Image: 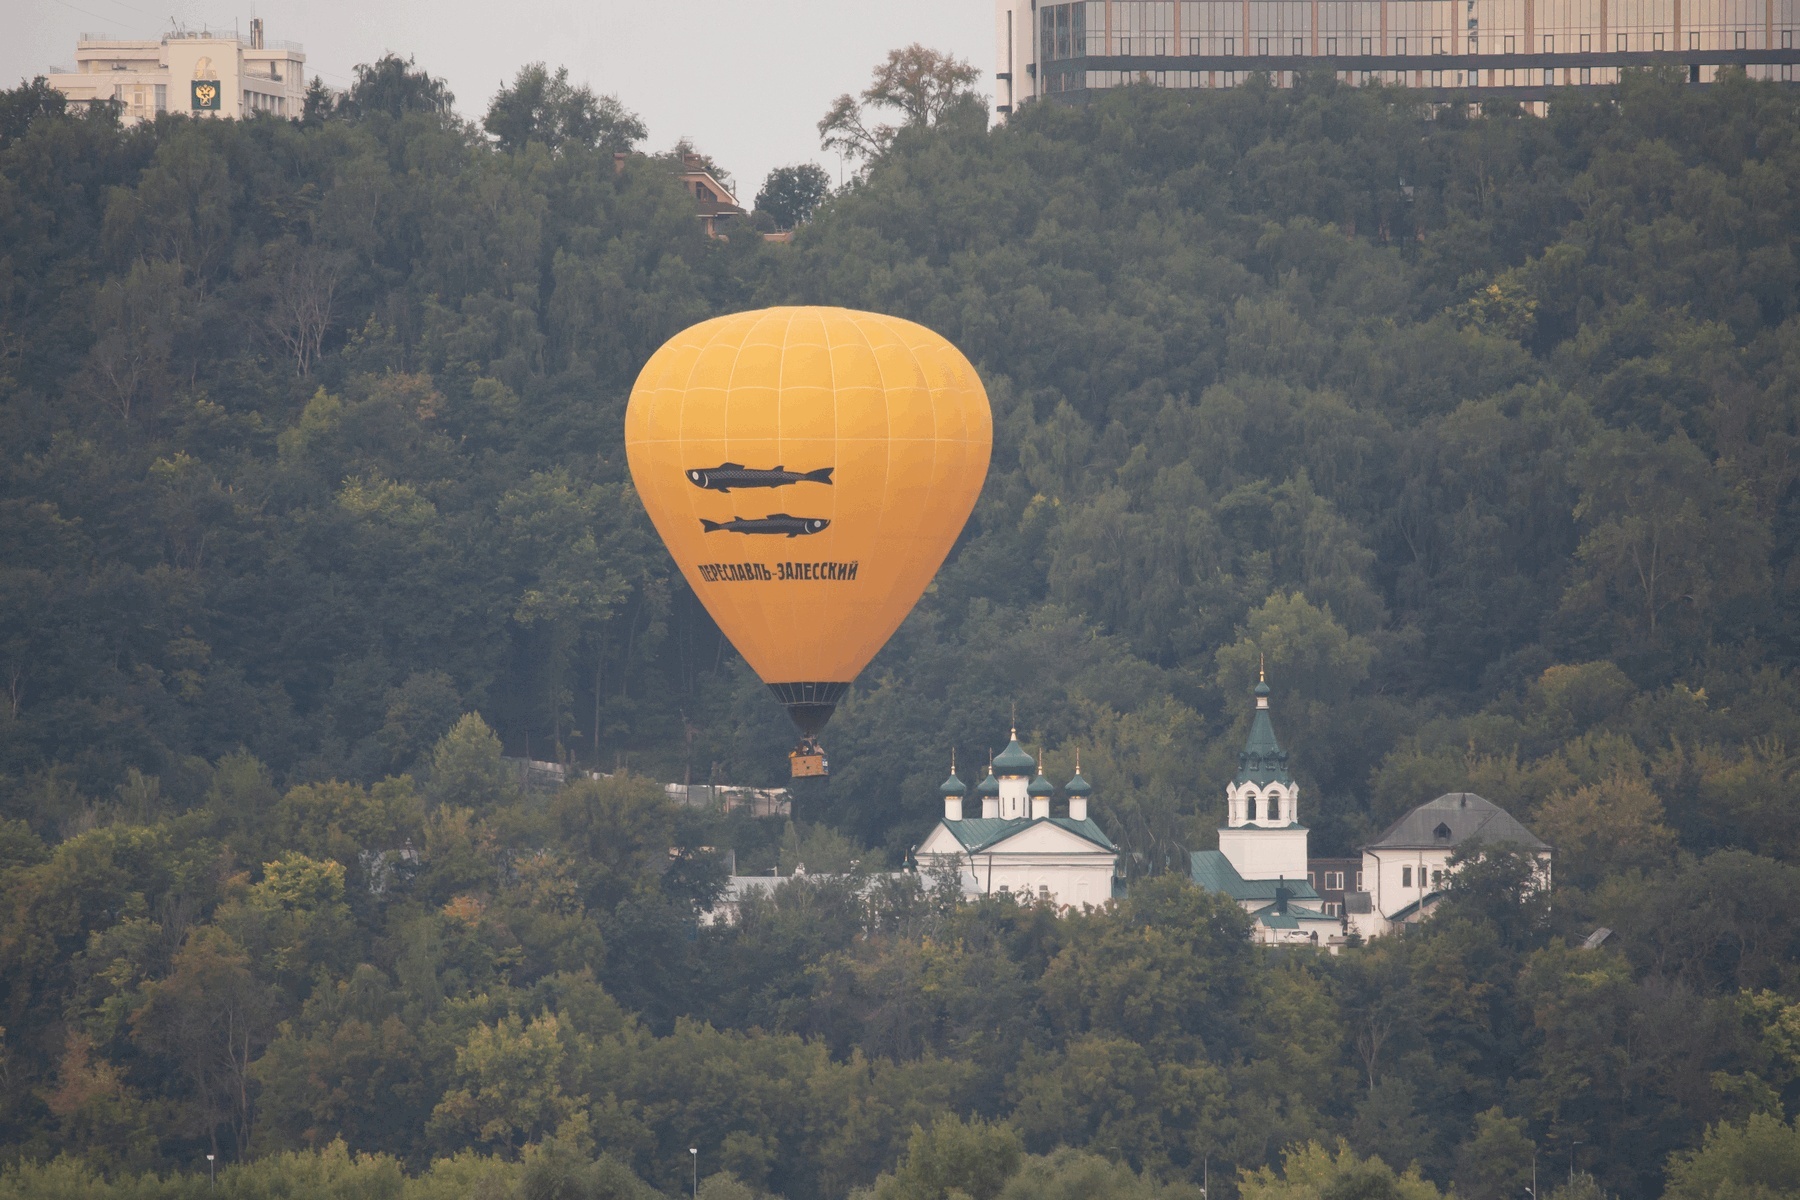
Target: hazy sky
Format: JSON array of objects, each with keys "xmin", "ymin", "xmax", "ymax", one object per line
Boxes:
[{"xmin": 9, "ymin": 0, "xmax": 994, "ymax": 198}]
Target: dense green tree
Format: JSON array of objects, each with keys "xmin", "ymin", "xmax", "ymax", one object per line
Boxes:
[
  {"xmin": 1663, "ymin": 1113, "xmax": 1800, "ymax": 1200},
  {"xmin": 484, "ymin": 64, "xmax": 646, "ymax": 155},
  {"xmin": 337, "ymin": 54, "xmax": 455, "ymax": 121},
  {"xmin": 818, "ymin": 45, "xmax": 982, "ymax": 162},
  {"xmin": 863, "ymin": 1113, "xmax": 1022, "ymax": 1200},
  {"xmin": 755, "ymin": 164, "xmax": 832, "ymax": 231}
]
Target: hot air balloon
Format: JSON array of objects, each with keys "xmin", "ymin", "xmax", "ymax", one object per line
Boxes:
[{"xmin": 625, "ymin": 307, "xmax": 992, "ymax": 778}]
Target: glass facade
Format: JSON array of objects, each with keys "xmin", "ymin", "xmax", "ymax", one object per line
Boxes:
[{"xmin": 1015, "ymin": 0, "xmax": 1799, "ymax": 100}]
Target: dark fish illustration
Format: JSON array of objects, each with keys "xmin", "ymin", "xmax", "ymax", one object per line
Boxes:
[
  {"xmin": 699, "ymin": 514, "xmax": 831, "ymax": 538},
  {"xmin": 686, "ymin": 463, "xmax": 834, "ymax": 492}
]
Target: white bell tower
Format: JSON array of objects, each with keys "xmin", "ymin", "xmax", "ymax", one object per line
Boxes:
[{"xmin": 1217, "ymin": 668, "xmax": 1309, "ymax": 881}]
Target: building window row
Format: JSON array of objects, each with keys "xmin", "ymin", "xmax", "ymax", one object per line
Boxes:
[
  {"xmin": 1400, "ymin": 865, "xmax": 1450, "ymax": 888},
  {"xmin": 1037, "ymin": 0, "xmax": 1794, "ymax": 68}
]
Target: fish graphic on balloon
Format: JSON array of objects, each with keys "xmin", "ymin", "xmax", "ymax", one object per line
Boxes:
[
  {"xmin": 686, "ymin": 463, "xmax": 834, "ymax": 492},
  {"xmin": 699, "ymin": 514, "xmax": 830, "ymax": 537}
]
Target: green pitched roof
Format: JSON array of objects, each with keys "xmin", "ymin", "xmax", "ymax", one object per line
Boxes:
[
  {"xmin": 993, "ymin": 734, "xmax": 1036, "ymax": 775},
  {"xmin": 1250, "ymin": 900, "xmax": 1339, "ymax": 926},
  {"xmin": 1052, "ymin": 816, "xmax": 1116, "ymax": 850},
  {"xmin": 940, "ymin": 816, "xmax": 1116, "ymax": 853},
  {"xmin": 1383, "ymin": 892, "xmax": 1447, "ymax": 922},
  {"xmin": 1237, "ymin": 682, "xmax": 1292, "ymax": 786},
  {"xmin": 1189, "ymin": 850, "xmax": 1321, "ymax": 902}
]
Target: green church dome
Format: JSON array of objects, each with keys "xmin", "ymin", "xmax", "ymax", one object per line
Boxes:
[{"xmin": 993, "ymin": 733, "xmax": 1036, "ymax": 775}]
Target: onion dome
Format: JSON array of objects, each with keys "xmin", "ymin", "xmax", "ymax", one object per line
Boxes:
[
  {"xmin": 977, "ymin": 766, "xmax": 1000, "ymax": 797},
  {"xmin": 1065, "ymin": 748, "xmax": 1092, "ymax": 796},
  {"xmin": 1028, "ymin": 749, "xmax": 1055, "ymax": 797},
  {"xmin": 993, "ymin": 726, "xmax": 1036, "ymax": 776},
  {"xmin": 940, "ymin": 751, "xmax": 966, "ymax": 797}
]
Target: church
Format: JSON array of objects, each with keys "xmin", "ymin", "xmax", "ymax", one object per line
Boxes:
[
  {"xmin": 915, "ymin": 731, "xmax": 1119, "ymax": 909},
  {"xmin": 1191, "ymin": 672, "xmax": 1552, "ymax": 944},
  {"xmin": 1189, "ymin": 674, "xmax": 1343, "ymax": 945},
  {"xmin": 914, "ymin": 678, "xmax": 1548, "ymax": 939}
]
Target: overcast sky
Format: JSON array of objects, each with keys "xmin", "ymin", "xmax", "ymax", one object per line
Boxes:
[{"xmin": 9, "ymin": 0, "xmax": 993, "ymax": 198}]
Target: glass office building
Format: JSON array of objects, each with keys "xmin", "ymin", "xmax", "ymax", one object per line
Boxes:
[{"xmin": 994, "ymin": 0, "xmax": 1800, "ymax": 109}]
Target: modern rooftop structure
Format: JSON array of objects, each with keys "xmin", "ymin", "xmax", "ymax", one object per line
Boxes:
[
  {"xmin": 43, "ymin": 20, "xmax": 306, "ymax": 125},
  {"xmin": 996, "ymin": 0, "xmax": 1800, "ymax": 111}
]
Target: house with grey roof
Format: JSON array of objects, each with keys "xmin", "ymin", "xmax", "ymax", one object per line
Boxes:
[
  {"xmin": 915, "ymin": 729, "xmax": 1118, "ymax": 910},
  {"xmin": 1346, "ymin": 791, "xmax": 1552, "ymax": 940}
]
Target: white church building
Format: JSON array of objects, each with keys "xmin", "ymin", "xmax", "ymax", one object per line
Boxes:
[
  {"xmin": 1191, "ymin": 673, "xmax": 1551, "ymax": 945},
  {"xmin": 1190, "ymin": 675, "xmax": 1342, "ymax": 945},
  {"xmin": 916, "ymin": 731, "xmax": 1118, "ymax": 910}
]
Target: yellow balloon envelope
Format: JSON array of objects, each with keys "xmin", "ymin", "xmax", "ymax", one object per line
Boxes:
[{"xmin": 625, "ymin": 307, "xmax": 992, "ymax": 739}]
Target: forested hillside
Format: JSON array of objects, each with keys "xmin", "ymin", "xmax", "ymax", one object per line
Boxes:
[{"xmin": 5, "ymin": 61, "xmax": 1800, "ymax": 1200}]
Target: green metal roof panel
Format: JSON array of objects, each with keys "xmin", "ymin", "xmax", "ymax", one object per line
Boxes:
[
  {"xmin": 1189, "ymin": 851, "xmax": 1321, "ymax": 901},
  {"xmin": 942, "ymin": 816, "xmax": 1116, "ymax": 853},
  {"xmin": 940, "ymin": 817, "xmax": 1028, "ymax": 850},
  {"xmin": 1384, "ymin": 891, "xmax": 1447, "ymax": 922},
  {"xmin": 1251, "ymin": 901, "xmax": 1338, "ymax": 924},
  {"xmin": 1049, "ymin": 816, "xmax": 1116, "ymax": 850}
]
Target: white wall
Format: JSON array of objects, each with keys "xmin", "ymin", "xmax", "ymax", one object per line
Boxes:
[{"xmin": 1218, "ymin": 824, "xmax": 1309, "ymax": 881}]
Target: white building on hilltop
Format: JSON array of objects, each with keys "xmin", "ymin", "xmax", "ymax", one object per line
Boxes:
[
  {"xmin": 1190, "ymin": 675, "xmax": 1341, "ymax": 946},
  {"xmin": 916, "ymin": 730, "xmax": 1118, "ymax": 909},
  {"xmin": 1344, "ymin": 791, "xmax": 1551, "ymax": 938},
  {"xmin": 44, "ymin": 21, "xmax": 306, "ymax": 125}
]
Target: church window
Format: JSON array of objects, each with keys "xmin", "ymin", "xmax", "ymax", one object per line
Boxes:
[
  {"xmin": 1401, "ymin": 866, "xmax": 1413, "ymax": 887},
  {"xmin": 1355, "ymin": 870, "xmax": 1364, "ymax": 889},
  {"xmin": 1307, "ymin": 872, "xmax": 1317, "ymax": 887},
  {"xmin": 1039, "ymin": 885, "xmax": 1051, "ymax": 902}
]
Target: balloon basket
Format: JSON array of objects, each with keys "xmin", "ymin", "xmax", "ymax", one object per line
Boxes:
[{"xmin": 789, "ymin": 739, "xmax": 829, "ymax": 778}]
